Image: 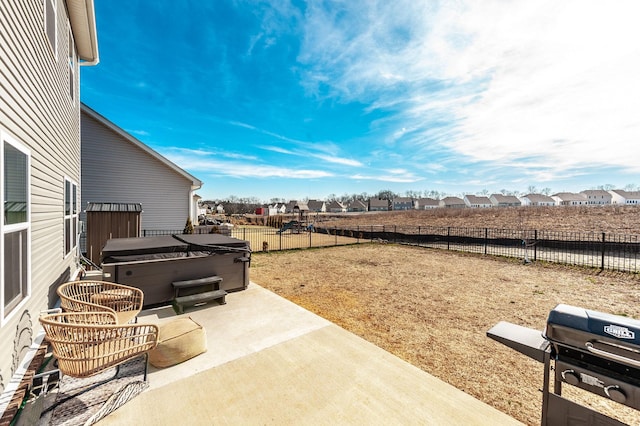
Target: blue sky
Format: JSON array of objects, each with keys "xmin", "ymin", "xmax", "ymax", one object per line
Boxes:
[{"xmin": 81, "ymin": 1, "xmax": 640, "ymax": 202}]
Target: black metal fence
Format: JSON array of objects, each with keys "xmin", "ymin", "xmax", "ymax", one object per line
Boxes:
[{"xmin": 141, "ymin": 225, "xmax": 640, "ymax": 273}]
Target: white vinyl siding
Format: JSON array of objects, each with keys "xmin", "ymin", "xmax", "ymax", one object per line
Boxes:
[
  {"xmin": 0, "ymin": 0, "xmax": 82, "ymax": 386},
  {"xmin": 81, "ymin": 111, "xmax": 196, "ymax": 231}
]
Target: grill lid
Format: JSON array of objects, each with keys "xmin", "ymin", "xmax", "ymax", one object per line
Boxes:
[{"xmin": 545, "ymin": 304, "xmax": 640, "ymax": 368}]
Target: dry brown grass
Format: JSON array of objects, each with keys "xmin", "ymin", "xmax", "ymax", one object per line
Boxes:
[
  {"xmin": 250, "ymin": 243, "xmax": 640, "ymax": 425},
  {"xmin": 319, "ymin": 205, "xmax": 640, "ymax": 235}
]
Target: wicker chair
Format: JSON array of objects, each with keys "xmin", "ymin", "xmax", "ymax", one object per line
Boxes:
[
  {"xmin": 57, "ymin": 280, "xmax": 144, "ymax": 324},
  {"xmin": 39, "ymin": 311, "xmax": 159, "ymax": 379}
]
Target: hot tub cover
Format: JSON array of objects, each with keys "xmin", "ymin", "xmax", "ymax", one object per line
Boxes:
[{"xmin": 101, "ymin": 234, "xmax": 250, "ymax": 264}]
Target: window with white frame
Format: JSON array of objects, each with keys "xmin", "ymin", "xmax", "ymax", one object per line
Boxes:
[
  {"xmin": 45, "ymin": 0, "xmax": 57, "ymax": 57},
  {"xmin": 1, "ymin": 131, "xmax": 31, "ymax": 320},
  {"xmin": 64, "ymin": 178, "xmax": 77, "ymax": 256}
]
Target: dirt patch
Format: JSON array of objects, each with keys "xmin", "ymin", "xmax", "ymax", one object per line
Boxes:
[{"xmin": 251, "ymin": 244, "xmax": 640, "ymax": 425}]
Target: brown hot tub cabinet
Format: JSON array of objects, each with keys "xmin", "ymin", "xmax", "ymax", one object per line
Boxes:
[{"xmin": 100, "ymin": 234, "xmax": 251, "ymax": 308}]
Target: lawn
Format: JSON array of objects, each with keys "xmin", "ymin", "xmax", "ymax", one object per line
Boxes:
[{"xmin": 250, "ymin": 243, "xmax": 640, "ymax": 425}]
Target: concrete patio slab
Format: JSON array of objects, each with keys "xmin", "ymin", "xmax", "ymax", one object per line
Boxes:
[{"xmin": 96, "ymin": 283, "xmax": 522, "ymax": 425}]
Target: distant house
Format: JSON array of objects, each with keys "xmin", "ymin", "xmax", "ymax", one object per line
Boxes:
[
  {"xmin": 416, "ymin": 198, "xmax": 440, "ymax": 209},
  {"xmin": 81, "ymin": 105, "xmax": 203, "ymax": 233},
  {"xmin": 464, "ymin": 195, "xmax": 492, "ymax": 208},
  {"xmin": 392, "ymin": 197, "xmax": 415, "ymax": 211},
  {"xmin": 609, "ymin": 190, "xmax": 640, "ymax": 205},
  {"xmin": 552, "ymin": 192, "xmax": 588, "ymax": 206},
  {"xmin": 0, "ymin": 0, "xmax": 99, "ymax": 414},
  {"xmin": 268, "ymin": 203, "xmax": 286, "ymax": 214},
  {"xmin": 267, "ymin": 203, "xmax": 285, "ymax": 216},
  {"xmin": 519, "ymin": 194, "xmax": 555, "ymax": 207},
  {"xmin": 440, "ymin": 197, "xmax": 466, "ymax": 208},
  {"xmin": 490, "ymin": 194, "xmax": 521, "ymax": 208},
  {"xmin": 285, "ymin": 200, "xmax": 297, "ymax": 213},
  {"xmin": 294, "ymin": 201, "xmax": 309, "ymax": 213},
  {"xmin": 580, "ymin": 190, "xmax": 612, "ymax": 205},
  {"xmin": 307, "ymin": 200, "xmax": 326, "ymax": 213},
  {"xmin": 347, "ymin": 199, "xmax": 368, "ymax": 212},
  {"xmin": 326, "ymin": 200, "xmax": 346, "ymax": 213},
  {"xmin": 368, "ymin": 198, "xmax": 390, "ymax": 211},
  {"xmin": 216, "ymin": 204, "xmax": 225, "ymax": 214}
]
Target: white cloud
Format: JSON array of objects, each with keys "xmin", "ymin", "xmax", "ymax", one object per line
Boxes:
[
  {"xmin": 161, "ymin": 149, "xmax": 332, "ymax": 179},
  {"xmin": 349, "ymin": 168, "xmax": 423, "ymax": 183},
  {"xmin": 297, "ymin": 0, "xmax": 640, "ymax": 181},
  {"xmin": 167, "ymin": 146, "xmax": 258, "ymax": 161},
  {"xmin": 312, "ymin": 154, "xmax": 362, "ymax": 167},
  {"xmin": 128, "ymin": 129, "xmax": 150, "ymax": 137}
]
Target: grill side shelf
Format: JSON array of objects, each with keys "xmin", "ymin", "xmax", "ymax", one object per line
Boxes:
[{"xmin": 487, "ymin": 321, "xmax": 550, "ymax": 363}]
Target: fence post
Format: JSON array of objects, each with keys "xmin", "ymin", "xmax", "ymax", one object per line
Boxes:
[
  {"xmin": 484, "ymin": 228, "xmax": 488, "ymax": 255},
  {"xmin": 534, "ymin": 230, "xmax": 538, "ymax": 261},
  {"xmin": 309, "ymin": 227, "xmax": 312, "ymax": 248},
  {"xmin": 279, "ymin": 228, "xmax": 282, "ymax": 251},
  {"xmin": 394, "ymin": 225, "xmax": 397, "ymax": 243},
  {"xmin": 371, "ymin": 225, "xmax": 374, "ymax": 242},
  {"xmin": 447, "ymin": 227, "xmax": 450, "ymax": 250},
  {"xmin": 334, "ymin": 227, "xmax": 338, "ymax": 246},
  {"xmin": 243, "ymin": 228, "xmax": 246, "ymax": 241},
  {"xmin": 601, "ymin": 232, "xmax": 606, "ymax": 270}
]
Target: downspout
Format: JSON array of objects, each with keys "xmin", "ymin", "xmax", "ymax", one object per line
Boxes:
[{"xmin": 190, "ymin": 183, "xmax": 202, "ymax": 225}]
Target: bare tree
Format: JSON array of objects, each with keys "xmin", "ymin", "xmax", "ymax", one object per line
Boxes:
[{"xmin": 376, "ymin": 189, "xmax": 397, "ymax": 200}]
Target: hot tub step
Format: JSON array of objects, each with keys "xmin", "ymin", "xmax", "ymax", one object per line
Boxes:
[{"xmin": 173, "ymin": 289, "xmax": 227, "ymax": 314}]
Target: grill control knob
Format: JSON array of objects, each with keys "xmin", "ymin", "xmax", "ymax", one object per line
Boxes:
[
  {"xmin": 604, "ymin": 385, "xmax": 626, "ymax": 404},
  {"xmin": 561, "ymin": 370, "xmax": 580, "ymax": 386}
]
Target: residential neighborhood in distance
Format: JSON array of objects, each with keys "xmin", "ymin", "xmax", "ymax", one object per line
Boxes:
[{"xmin": 200, "ymin": 189, "xmax": 640, "ymax": 216}]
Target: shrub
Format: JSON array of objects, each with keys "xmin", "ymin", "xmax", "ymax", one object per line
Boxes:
[{"xmin": 183, "ymin": 217, "xmax": 194, "ymax": 234}]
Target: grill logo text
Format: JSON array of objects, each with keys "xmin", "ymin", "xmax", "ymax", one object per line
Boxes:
[{"xmin": 604, "ymin": 325, "xmax": 635, "ymax": 339}]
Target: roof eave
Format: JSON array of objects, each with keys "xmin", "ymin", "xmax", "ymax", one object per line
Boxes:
[{"xmin": 66, "ymin": 0, "xmax": 99, "ymax": 65}]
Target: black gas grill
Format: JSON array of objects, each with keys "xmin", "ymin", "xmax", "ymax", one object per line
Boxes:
[{"xmin": 488, "ymin": 304, "xmax": 640, "ymax": 425}]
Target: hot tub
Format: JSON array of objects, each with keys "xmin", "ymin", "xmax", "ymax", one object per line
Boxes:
[{"xmin": 100, "ymin": 234, "xmax": 251, "ymax": 307}]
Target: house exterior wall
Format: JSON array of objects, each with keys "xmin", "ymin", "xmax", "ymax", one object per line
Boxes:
[
  {"xmin": 520, "ymin": 195, "xmax": 555, "ymax": 206},
  {"xmin": 489, "ymin": 195, "xmax": 521, "ymax": 207},
  {"xmin": 368, "ymin": 199, "xmax": 389, "ymax": 211},
  {"xmin": 392, "ymin": 198, "xmax": 414, "ymax": 210},
  {"xmin": 326, "ymin": 201, "xmax": 345, "ymax": 213},
  {"xmin": 347, "ymin": 200, "xmax": 367, "ymax": 212},
  {"xmin": 0, "ymin": 0, "xmax": 84, "ymax": 397},
  {"xmin": 440, "ymin": 197, "xmax": 466, "ymax": 208},
  {"xmin": 416, "ymin": 198, "xmax": 439, "ymax": 209},
  {"xmin": 609, "ymin": 190, "xmax": 640, "ymax": 205},
  {"xmin": 609, "ymin": 191, "xmax": 625, "ymax": 205},
  {"xmin": 81, "ymin": 111, "xmax": 196, "ymax": 231},
  {"xmin": 552, "ymin": 193, "xmax": 587, "ymax": 206},
  {"xmin": 581, "ymin": 191, "xmax": 612, "ymax": 205},
  {"xmin": 464, "ymin": 196, "xmax": 492, "ymax": 208}
]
